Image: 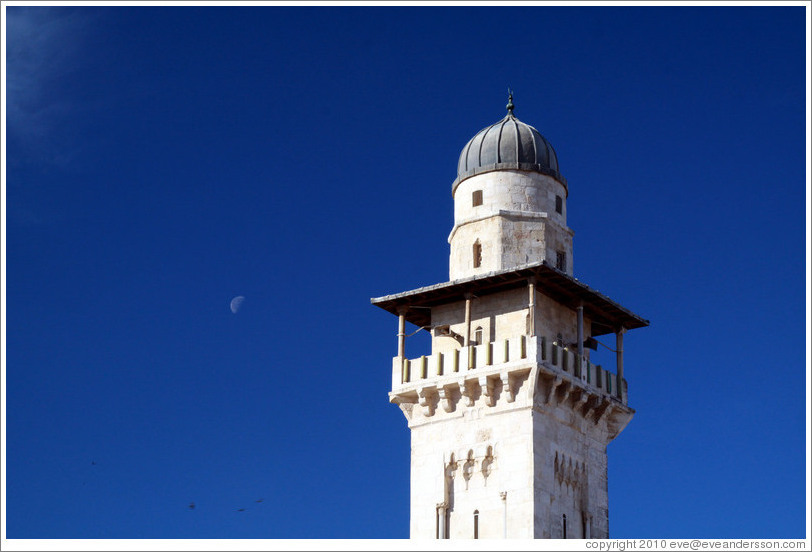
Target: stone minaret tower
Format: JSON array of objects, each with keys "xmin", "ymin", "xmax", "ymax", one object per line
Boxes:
[{"xmin": 372, "ymin": 94, "xmax": 648, "ymax": 539}]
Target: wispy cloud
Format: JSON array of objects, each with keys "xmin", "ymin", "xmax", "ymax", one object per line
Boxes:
[
  {"xmin": 5, "ymin": 8, "xmax": 102, "ymax": 229},
  {"xmin": 6, "ymin": 7, "xmax": 95, "ymax": 163}
]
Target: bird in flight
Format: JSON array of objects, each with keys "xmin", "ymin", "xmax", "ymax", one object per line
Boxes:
[
  {"xmin": 237, "ymin": 508, "xmax": 246, "ymax": 512},
  {"xmin": 188, "ymin": 503, "xmax": 195, "ymax": 510},
  {"xmin": 256, "ymin": 499, "xmax": 263, "ymax": 503}
]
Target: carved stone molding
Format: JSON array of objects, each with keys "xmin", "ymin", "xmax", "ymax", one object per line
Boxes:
[
  {"xmin": 438, "ymin": 386, "xmax": 454, "ymax": 413},
  {"xmin": 501, "ymin": 373, "xmax": 515, "ymax": 403},
  {"xmin": 479, "ymin": 376, "xmax": 495, "ymax": 407},
  {"xmin": 459, "ymin": 379, "xmax": 475, "ymax": 407},
  {"xmin": 418, "ymin": 386, "xmax": 436, "ymax": 417}
]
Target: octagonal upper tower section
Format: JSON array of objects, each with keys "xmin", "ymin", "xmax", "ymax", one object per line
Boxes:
[{"xmin": 449, "ymin": 95, "xmax": 573, "ymax": 281}]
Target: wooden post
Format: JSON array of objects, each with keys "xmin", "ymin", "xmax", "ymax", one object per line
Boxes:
[
  {"xmin": 528, "ymin": 279, "xmax": 536, "ymax": 336},
  {"xmin": 397, "ymin": 311, "xmax": 406, "ymax": 359},
  {"xmin": 464, "ymin": 294, "xmax": 472, "ymax": 347},
  {"xmin": 616, "ymin": 327, "xmax": 625, "ymax": 400},
  {"xmin": 576, "ymin": 304, "xmax": 584, "ymax": 376}
]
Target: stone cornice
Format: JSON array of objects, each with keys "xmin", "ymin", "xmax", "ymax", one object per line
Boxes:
[{"xmin": 447, "ymin": 209, "xmax": 574, "ymax": 244}]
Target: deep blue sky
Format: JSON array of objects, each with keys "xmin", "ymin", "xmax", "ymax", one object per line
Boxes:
[{"xmin": 3, "ymin": 3, "xmax": 809, "ymax": 543}]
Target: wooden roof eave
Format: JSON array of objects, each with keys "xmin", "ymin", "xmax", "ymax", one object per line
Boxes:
[{"xmin": 370, "ymin": 261, "xmax": 649, "ymax": 336}]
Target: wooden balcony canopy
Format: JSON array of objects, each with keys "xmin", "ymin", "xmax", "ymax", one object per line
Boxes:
[{"xmin": 371, "ymin": 260, "xmax": 649, "ymax": 337}]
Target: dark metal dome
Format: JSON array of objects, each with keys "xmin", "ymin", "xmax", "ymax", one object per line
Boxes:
[{"xmin": 453, "ymin": 97, "xmax": 566, "ymax": 193}]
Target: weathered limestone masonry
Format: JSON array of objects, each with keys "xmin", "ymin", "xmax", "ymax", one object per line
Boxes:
[
  {"xmin": 372, "ymin": 95, "xmax": 649, "ymax": 539},
  {"xmin": 449, "ymin": 171, "xmax": 573, "ymax": 279}
]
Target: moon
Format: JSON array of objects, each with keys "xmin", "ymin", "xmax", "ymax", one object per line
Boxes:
[{"xmin": 230, "ymin": 296, "xmax": 245, "ymax": 314}]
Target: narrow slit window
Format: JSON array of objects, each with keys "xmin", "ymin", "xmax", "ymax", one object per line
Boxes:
[
  {"xmin": 473, "ymin": 241, "xmax": 482, "ymax": 268},
  {"xmin": 472, "ymin": 190, "xmax": 483, "ymax": 207},
  {"xmin": 555, "ymin": 251, "xmax": 566, "ymax": 271},
  {"xmin": 474, "ymin": 327, "xmax": 483, "ymax": 345},
  {"xmin": 436, "ymin": 505, "xmax": 449, "ymax": 538},
  {"xmin": 563, "ymin": 514, "xmax": 568, "ymax": 539},
  {"xmin": 555, "ymin": 195, "xmax": 563, "ymax": 214},
  {"xmin": 473, "ymin": 510, "xmax": 479, "ymax": 539}
]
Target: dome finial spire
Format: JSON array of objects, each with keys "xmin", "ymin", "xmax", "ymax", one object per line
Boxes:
[{"xmin": 506, "ymin": 88, "xmax": 515, "ymax": 115}]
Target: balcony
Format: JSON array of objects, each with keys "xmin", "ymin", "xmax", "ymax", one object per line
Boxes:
[{"xmin": 390, "ymin": 334, "xmax": 628, "ymax": 407}]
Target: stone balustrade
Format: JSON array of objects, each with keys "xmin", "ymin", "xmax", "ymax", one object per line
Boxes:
[{"xmin": 392, "ymin": 334, "xmax": 627, "ymax": 404}]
